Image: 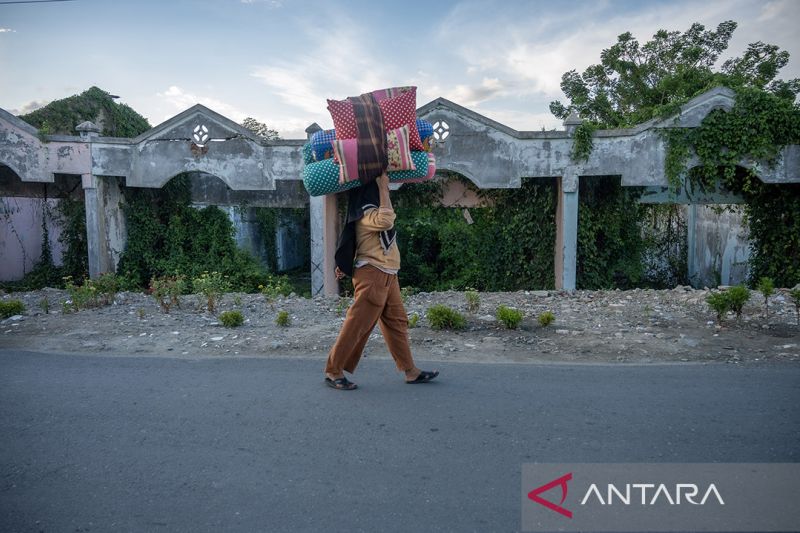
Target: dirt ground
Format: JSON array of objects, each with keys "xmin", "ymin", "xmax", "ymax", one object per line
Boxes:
[{"xmin": 1, "ymin": 286, "xmax": 798, "ymax": 366}]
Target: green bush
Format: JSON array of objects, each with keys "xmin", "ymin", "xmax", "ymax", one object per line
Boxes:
[
  {"xmin": 756, "ymin": 277, "xmax": 775, "ymax": 317},
  {"xmin": 426, "ymin": 305, "xmax": 466, "ymax": 330},
  {"xmin": 408, "ymin": 312, "xmax": 420, "ymax": 328},
  {"xmin": 789, "ymin": 287, "xmax": 800, "ymax": 325},
  {"xmin": 259, "ymin": 274, "xmax": 293, "ymax": 302},
  {"xmin": 150, "ymin": 274, "xmax": 186, "ymax": 313},
  {"xmin": 496, "ymin": 305, "xmax": 523, "ymax": 329},
  {"xmin": 726, "ymin": 285, "xmax": 751, "ymax": 318},
  {"xmin": 538, "ymin": 311, "xmax": 556, "ymax": 327},
  {"xmin": 0, "ymin": 299, "xmax": 25, "ymax": 318},
  {"xmin": 275, "ymin": 310, "xmax": 291, "ymax": 327},
  {"xmin": 93, "ymin": 272, "xmax": 121, "ymax": 305},
  {"xmin": 63, "ymin": 276, "xmax": 101, "ymax": 311},
  {"xmin": 465, "ymin": 290, "xmax": 480, "ymax": 313},
  {"xmin": 219, "ymin": 310, "xmax": 244, "ymax": 327},
  {"xmin": 193, "ymin": 271, "xmax": 230, "ymax": 313},
  {"xmin": 706, "ymin": 292, "xmax": 730, "ymax": 323}
]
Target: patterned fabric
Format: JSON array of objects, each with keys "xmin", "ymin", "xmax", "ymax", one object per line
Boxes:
[
  {"xmin": 331, "ymin": 137, "xmax": 359, "ymax": 184},
  {"xmin": 303, "ymin": 151, "xmax": 430, "ymax": 197},
  {"xmin": 332, "ymin": 125, "xmax": 415, "ymax": 185},
  {"xmin": 417, "ymin": 119, "xmax": 434, "ymax": 152},
  {"xmin": 385, "ymin": 125, "xmax": 415, "ymax": 171},
  {"xmin": 395, "ymin": 152, "xmax": 436, "ymax": 184},
  {"xmin": 377, "ymin": 88, "xmax": 423, "ymax": 151},
  {"xmin": 302, "ymin": 142, "xmax": 314, "ymax": 166},
  {"xmin": 349, "ymin": 93, "xmax": 387, "ymax": 185},
  {"xmin": 372, "ymin": 86, "xmax": 413, "ymax": 102},
  {"xmin": 328, "ymin": 86, "xmax": 423, "ymax": 151},
  {"xmin": 417, "ymin": 119, "xmax": 434, "ymax": 141},
  {"xmin": 310, "ymin": 129, "xmax": 336, "ymax": 161}
]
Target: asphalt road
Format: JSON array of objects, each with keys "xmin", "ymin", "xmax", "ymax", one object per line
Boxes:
[{"xmin": 1, "ymin": 350, "xmax": 798, "ymax": 533}]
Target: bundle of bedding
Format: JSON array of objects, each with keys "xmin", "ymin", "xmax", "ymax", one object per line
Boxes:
[{"xmin": 302, "ymin": 86, "xmax": 436, "ymax": 197}]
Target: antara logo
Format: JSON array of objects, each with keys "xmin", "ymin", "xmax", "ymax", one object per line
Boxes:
[
  {"xmin": 528, "ymin": 473, "xmax": 573, "ymax": 518},
  {"xmin": 528, "ymin": 473, "xmax": 725, "ymax": 519}
]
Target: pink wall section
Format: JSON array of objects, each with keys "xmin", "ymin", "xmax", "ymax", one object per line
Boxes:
[{"xmin": 0, "ymin": 197, "xmax": 65, "ymax": 281}]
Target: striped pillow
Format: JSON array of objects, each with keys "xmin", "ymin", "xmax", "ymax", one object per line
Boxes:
[{"xmin": 332, "ymin": 125, "xmax": 416, "ymax": 185}]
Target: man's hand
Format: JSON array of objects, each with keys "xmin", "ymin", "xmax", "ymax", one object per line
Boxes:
[
  {"xmin": 376, "ymin": 172, "xmax": 389, "ymax": 190},
  {"xmin": 334, "ymin": 267, "xmax": 346, "ymax": 280}
]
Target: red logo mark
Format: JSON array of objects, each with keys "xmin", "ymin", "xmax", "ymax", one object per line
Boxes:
[{"xmin": 528, "ymin": 472, "xmax": 573, "ymax": 518}]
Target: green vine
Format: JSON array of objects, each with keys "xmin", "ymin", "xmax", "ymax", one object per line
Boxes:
[
  {"xmin": 20, "ymin": 86, "xmax": 150, "ymax": 137},
  {"xmin": 663, "ymin": 86, "xmax": 800, "ymax": 286},
  {"xmin": 570, "ymin": 122, "xmax": 598, "ymax": 163},
  {"xmin": 117, "ymin": 175, "xmax": 267, "ymax": 291}
]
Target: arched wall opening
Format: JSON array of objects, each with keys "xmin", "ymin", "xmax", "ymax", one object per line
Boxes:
[
  {"xmin": 117, "ymin": 172, "xmax": 310, "ymax": 293},
  {"xmin": 0, "ymin": 164, "xmax": 83, "ymax": 283},
  {"xmin": 381, "ymin": 170, "xmax": 558, "ymax": 292}
]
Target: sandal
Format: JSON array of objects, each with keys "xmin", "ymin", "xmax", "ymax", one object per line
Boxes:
[
  {"xmin": 405, "ymin": 370, "xmax": 439, "ymax": 384},
  {"xmin": 325, "ymin": 376, "xmax": 358, "ymax": 390}
]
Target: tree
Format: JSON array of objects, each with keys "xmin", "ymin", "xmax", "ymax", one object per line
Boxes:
[
  {"xmin": 241, "ymin": 117, "xmax": 281, "ymax": 140},
  {"xmin": 549, "ymin": 21, "xmax": 798, "ymax": 128}
]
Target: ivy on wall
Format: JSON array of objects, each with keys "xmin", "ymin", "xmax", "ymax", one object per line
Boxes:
[
  {"xmin": 117, "ymin": 175, "xmax": 267, "ymax": 291},
  {"xmin": 664, "ymin": 87, "xmax": 800, "ymax": 286}
]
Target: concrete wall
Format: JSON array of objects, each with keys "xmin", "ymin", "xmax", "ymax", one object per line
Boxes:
[
  {"xmin": 689, "ymin": 205, "xmax": 751, "ymax": 287},
  {"xmin": 0, "ymin": 197, "xmax": 65, "ymax": 280}
]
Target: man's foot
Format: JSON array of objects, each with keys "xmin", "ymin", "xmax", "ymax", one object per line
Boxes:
[
  {"xmin": 405, "ymin": 370, "xmax": 439, "ymax": 384},
  {"xmin": 325, "ymin": 375, "xmax": 357, "ymax": 390}
]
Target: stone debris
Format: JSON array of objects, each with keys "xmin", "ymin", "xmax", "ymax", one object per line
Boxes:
[{"xmin": 0, "ymin": 286, "xmax": 797, "ymax": 365}]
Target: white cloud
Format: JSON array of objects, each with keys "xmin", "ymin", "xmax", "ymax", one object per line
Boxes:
[
  {"xmin": 0, "ymin": 28, "xmax": 16, "ymax": 33},
  {"xmin": 156, "ymin": 86, "xmax": 248, "ymax": 123},
  {"xmin": 9, "ymin": 100, "xmax": 48, "ymax": 115},
  {"xmin": 241, "ymin": 0, "xmax": 283, "ymax": 6}
]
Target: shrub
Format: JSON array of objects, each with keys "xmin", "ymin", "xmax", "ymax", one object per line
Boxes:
[
  {"xmin": 408, "ymin": 312, "xmax": 420, "ymax": 328},
  {"xmin": 427, "ymin": 305, "xmax": 466, "ymax": 330},
  {"xmin": 496, "ymin": 305, "xmax": 523, "ymax": 329},
  {"xmin": 150, "ymin": 274, "xmax": 186, "ymax": 313},
  {"xmin": 275, "ymin": 310, "xmax": 291, "ymax": 327},
  {"xmin": 538, "ymin": 311, "xmax": 556, "ymax": 327},
  {"xmin": 93, "ymin": 272, "xmax": 120, "ymax": 305},
  {"xmin": 400, "ymin": 286, "xmax": 418, "ymax": 304},
  {"xmin": 789, "ymin": 287, "xmax": 800, "ymax": 325},
  {"xmin": 39, "ymin": 297, "xmax": 50, "ymax": 314},
  {"xmin": 0, "ymin": 299, "xmax": 25, "ymax": 318},
  {"xmin": 63, "ymin": 276, "xmax": 99, "ymax": 311},
  {"xmin": 756, "ymin": 277, "xmax": 774, "ymax": 317},
  {"xmin": 219, "ymin": 310, "xmax": 244, "ymax": 327},
  {"xmin": 465, "ymin": 289, "xmax": 480, "ymax": 313},
  {"xmin": 193, "ymin": 271, "xmax": 230, "ymax": 313},
  {"xmin": 259, "ymin": 274, "xmax": 293, "ymax": 302},
  {"xmin": 706, "ymin": 292, "xmax": 730, "ymax": 323},
  {"xmin": 726, "ymin": 285, "xmax": 750, "ymax": 318}
]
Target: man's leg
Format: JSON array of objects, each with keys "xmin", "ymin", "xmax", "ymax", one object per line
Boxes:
[
  {"xmin": 325, "ymin": 267, "xmax": 387, "ymax": 376},
  {"xmin": 377, "ymin": 275, "xmax": 415, "ymax": 373}
]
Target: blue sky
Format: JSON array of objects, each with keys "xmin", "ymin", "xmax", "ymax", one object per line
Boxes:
[{"xmin": 1, "ymin": 0, "xmax": 798, "ymax": 138}]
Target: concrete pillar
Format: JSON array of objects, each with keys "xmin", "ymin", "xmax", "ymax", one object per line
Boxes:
[
  {"xmin": 306, "ymin": 122, "xmax": 339, "ymax": 297},
  {"xmin": 82, "ymin": 173, "xmax": 126, "ymax": 278},
  {"xmin": 554, "ymin": 173, "xmax": 579, "ymax": 291},
  {"xmin": 309, "ymin": 194, "xmax": 339, "ymax": 296}
]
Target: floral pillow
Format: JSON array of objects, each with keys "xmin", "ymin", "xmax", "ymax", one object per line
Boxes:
[
  {"xmin": 327, "ymin": 86, "xmax": 423, "ymax": 151},
  {"xmin": 331, "ymin": 125, "xmax": 416, "ymax": 184}
]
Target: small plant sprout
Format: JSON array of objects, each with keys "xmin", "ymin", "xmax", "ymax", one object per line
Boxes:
[
  {"xmin": 465, "ymin": 289, "xmax": 480, "ymax": 313},
  {"xmin": 427, "ymin": 305, "xmax": 466, "ymax": 330},
  {"xmin": 756, "ymin": 277, "xmax": 774, "ymax": 318},
  {"xmin": 789, "ymin": 286, "xmax": 800, "ymax": 325},
  {"xmin": 706, "ymin": 292, "xmax": 730, "ymax": 324},
  {"xmin": 219, "ymin": 310, "xmax": 244, "ymax": 327},
  {"xmin": 275, "ymin": 310, "xmax": 291, "ymax": 327},
  {"xmin": 496, "ymin": 305, "xmax": 523, "ymax": 329},
  {"xmin": 726, "ymin": 285, "xmax": 750, "ymax": 319},
  {"xmin": 538, "ymin": 311, "xmax": 555, "ymax": 327},
  {"xmin": 408, "ymin": 312, "xmax": 420, "ymax": 328}
]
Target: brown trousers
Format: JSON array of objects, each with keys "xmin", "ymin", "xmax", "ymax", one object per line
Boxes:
[{"xmin": 325, "ymin": 265, "xmax": 415, "ymax": 375}]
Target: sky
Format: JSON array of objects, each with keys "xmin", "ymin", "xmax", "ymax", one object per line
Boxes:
[{"xmin": 1, "ymin": 0, "xmax": 798, "ymax": 138}]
